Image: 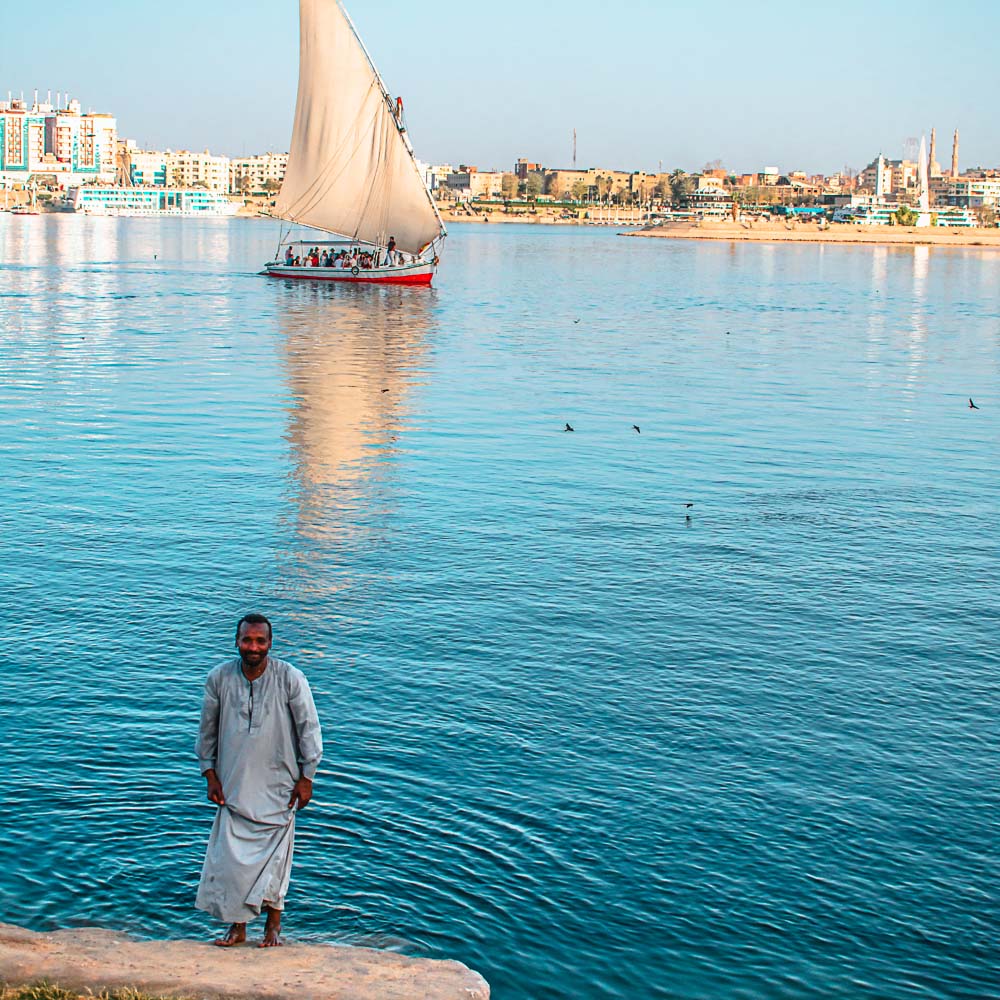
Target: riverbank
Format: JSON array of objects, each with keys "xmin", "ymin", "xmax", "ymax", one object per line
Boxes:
[
  {"xmin": 626, "ymin": 218, "xmax": 1000, "ymax": 248},
  {"xmin": 438, "ymin": 205, "xmax": 645, "ymax": 226},
  {"xmin": 0, "ymin": 923, "xmax": 489, "ymax": 1000}
]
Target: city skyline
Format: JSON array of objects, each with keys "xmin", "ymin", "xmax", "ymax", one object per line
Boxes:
[{"xmin": 4, "ymin": 0, "xmax": 1000, "ymax": 172}]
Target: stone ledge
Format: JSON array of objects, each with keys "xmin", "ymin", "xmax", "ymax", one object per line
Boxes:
[{"xmin": 0, "ymin": 922, "xmax": 489, "ymax": 1000}]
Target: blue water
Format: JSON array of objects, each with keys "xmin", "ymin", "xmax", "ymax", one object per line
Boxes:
[{"xmin": 0, "ymin": 216, "xmax": 998, "ymax": 1000}]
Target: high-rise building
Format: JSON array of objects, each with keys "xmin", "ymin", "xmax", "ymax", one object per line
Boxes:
[{"xmin": 0, "ymin": 95, "xmax": 116, "ymax": 186}]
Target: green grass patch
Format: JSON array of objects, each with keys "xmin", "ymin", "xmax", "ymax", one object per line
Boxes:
[{"xmin": 1, "ymin": 985, "xmax": 192, "ymax": 1000}]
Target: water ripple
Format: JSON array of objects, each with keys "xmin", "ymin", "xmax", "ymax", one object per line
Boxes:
[{"xmin": 0, "ymin": 217, "xmax": 998, "ymax": 1000}]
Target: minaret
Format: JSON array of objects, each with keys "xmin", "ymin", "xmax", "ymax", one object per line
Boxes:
[
  {"xmin": 951, "ymin": 129, "xmax": 960, "ymax": 178},
  {"xmin": 928, "ymin": 128, "xmax": 937, "ymax": 176}
]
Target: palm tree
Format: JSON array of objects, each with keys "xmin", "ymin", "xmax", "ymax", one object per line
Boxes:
[{"xmin": 669, "ymin": 169, "xmax": 692, "ymax": 206}]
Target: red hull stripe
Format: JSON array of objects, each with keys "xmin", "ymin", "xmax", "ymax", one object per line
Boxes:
[{"xmin": 266, "ymin": 268, "xmax": 433, "ymax": 286}]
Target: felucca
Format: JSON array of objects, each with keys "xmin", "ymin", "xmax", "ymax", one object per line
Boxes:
[{"xmin": 264, "ymin": 0, "xmax": 446, "ymax": 285}]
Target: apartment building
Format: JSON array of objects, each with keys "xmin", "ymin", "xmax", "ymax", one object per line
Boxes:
[
  {"xmin": 229, "ymin": 152, "xmax": 288, "ymax": 195},
  {"xmin": 128, "ymin": 148, "xmax": 168, "ymax": 187},
  {"xmin": 938, "ymin": 173, "xmax": 1000, "ymax": 208},
  {"xmin": 1, "ymin": 96, "xmax": 116, "ymax": 186},
  {"xmin": 446, "ymin": 166, "xmax": 503, "ymax": 200},
  {"xmin": 163, "ymin": 149, "xmax": 229, "ymax": 192}
]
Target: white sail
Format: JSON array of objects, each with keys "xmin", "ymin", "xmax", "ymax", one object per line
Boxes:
[
  {"xmin": 275, "ymin": 0, "xmax": 443, "ymax": 255},
  {"xmin": 916, "ymin": 134, "xmax": 931, "ymax": 226}
]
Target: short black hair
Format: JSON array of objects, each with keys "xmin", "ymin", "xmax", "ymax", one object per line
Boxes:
[{"xmin": 235, "ymin": 612, "xmax": 273, "ymax": 642}]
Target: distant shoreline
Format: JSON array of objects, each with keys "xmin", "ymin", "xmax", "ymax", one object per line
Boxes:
[
  {"xmin": 625, "ymin": 220, "xmax": 1000, "ymax": 249},
  {"xmin": 437, "ymin": 207, "xmax": 644, "ymax": 227}
]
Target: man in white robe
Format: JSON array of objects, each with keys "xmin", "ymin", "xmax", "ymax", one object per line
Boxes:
[{"xmin": 195, "ymin": 613, "xmax": 323, "ymax": 947}]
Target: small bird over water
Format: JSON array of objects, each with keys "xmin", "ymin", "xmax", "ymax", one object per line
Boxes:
[
  {"xmin": 573, "ymin": 319, "xmax": 581, "ymax": 324},
  {"xmin": 683, "ymin": 503, "xmax": 694, "ymax": 509},
  {"xmin": 969, "ymin": 398, "xmax": 979, "ymax": 409},
  {"xmin": 633, "ymin": 425, "xmax": 641, "ymax": 433},
  {"xmin": 564, "ymin": 423, "xmax": 575, "ymax": 432}
]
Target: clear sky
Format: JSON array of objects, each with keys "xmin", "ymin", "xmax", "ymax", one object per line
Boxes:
[{"xmin": 5, "ymin": 0, "xmax": 999, "ymax": 174}]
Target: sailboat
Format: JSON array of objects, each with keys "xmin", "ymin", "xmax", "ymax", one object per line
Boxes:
[{"xmin": 264, "ymin": 0, "xmax": 446, "ymax": 285}]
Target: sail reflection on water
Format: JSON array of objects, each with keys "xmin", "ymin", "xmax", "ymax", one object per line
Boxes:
[{"xmin": 279, "ymin": 282, "xmax": 435, "ymax": 538}]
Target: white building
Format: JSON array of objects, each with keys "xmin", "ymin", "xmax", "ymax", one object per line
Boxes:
[
  {"xmin": 446, "ymin": 168, "xmax": 503, "ymax": 200},
  {"xmin": 163, "ymin": 149, "xmax": 230, "ymax": 192},
  {"xmin": 229, "ymin": 152, "xmax": 288, "ymax": 195},
  {"xmin": 1, "ymin": 95, "xmax": 116, "ymax": 187},
  {"xmin": 128, "ymin": 148, "xmax": 168, "ymax": 187},
  {"xmin": 420, "ymin": 162, "xmax": 453, "ymax": 191}
]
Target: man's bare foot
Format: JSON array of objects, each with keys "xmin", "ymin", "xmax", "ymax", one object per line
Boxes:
[
  {"xmin": 259, "ymin": 908, "xmax": 283, "ymax": 948},
  {"xmin": 213, "ymin": 923, "xmax": 246, "ymax": 947}
]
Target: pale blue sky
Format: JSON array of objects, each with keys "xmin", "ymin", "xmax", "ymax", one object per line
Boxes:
[{"xmin": 5, "ymin": 0, "xmax": 999, "ymax": 174}]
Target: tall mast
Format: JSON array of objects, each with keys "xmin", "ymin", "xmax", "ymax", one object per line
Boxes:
[{"xmin": 336, "ymin": 0, "xmax": 446, "ymax": 240}]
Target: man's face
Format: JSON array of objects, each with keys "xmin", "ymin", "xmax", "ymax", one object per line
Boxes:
[{"xmin": 237, "ymin": 622, "xmax": 272, "ymax": 669}]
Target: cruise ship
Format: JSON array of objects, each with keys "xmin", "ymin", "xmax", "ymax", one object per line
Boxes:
[{"xmin": 69, "ymin": 186, "xmax": 239, "ymax": 217}]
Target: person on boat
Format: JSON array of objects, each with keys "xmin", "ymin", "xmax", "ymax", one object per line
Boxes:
[
  {"xmin": 311, "ymin": 249, "xmax": 320, "ymax": 267},
  {"xmin": 195, "ymin": 613, "xmax": 323, "ymax": 949},
  {"xmin": 385, "ymin": 237, "xmax": 397, "ymax": 266},
  {"xmin": 284, "ymin": 246, "xmax": 294, "ymax": 266}
]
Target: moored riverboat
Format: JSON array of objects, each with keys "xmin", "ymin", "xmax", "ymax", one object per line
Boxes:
[{"xmin": 70, "ymin": 186, "xmax": 239, "ymax": 217}]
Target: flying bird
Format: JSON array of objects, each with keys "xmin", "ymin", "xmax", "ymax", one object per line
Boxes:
[
  {"xmin": 381, "ymin": 388, "xmax": 390, "ymax": 393},
  {"xmin": 969, "ymin": 398, "xmax": 979, "ymax": 409},
  {"xmin": 573, "ymin": 319, "xmax": 581, "ymax": 324},
  {"xmin": 683, "ymin": 503, "xmax": 694, "ymax": 509},
  {"xmin": 564, "ymin": 423, "xmax": 574, "ymax": 432},
  {"xmin": 633, "ymin": 425, "xmax": 641, "ymax": 433}
]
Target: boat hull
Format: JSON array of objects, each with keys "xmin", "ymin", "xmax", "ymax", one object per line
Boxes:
[{"xmin": 265, "ymin": 260, "xmax": 435, "ymax": 285}]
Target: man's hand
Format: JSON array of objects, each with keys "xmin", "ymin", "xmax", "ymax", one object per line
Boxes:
[
  {"xmin": 204, "ymin": 769, "xmax": 225, "ymax": 806},
  {"xmin": 288, "ymin": 776, "xmax": 313, "ymax": 811}
]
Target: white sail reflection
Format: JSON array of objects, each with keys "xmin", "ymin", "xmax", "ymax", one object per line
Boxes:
[
  {"xmin": 278, "ymin": 283, "xmax": 435, "ymax": 542},
  {"xmin": 901, "ymin": 246, "xmax": 930, "ymax": 408},
  {"xmin": 863, "ymin": 246, "xmax": 890, "ymax": 393}
]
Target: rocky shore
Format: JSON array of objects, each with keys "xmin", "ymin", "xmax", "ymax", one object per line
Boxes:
[{"xmin": 0, "ymin": 922, "xmax": 489, "ymax": 1000}]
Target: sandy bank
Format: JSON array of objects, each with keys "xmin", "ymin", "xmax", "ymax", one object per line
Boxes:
[
  {"xmin": 0, "ymin": 922, "xmax": 489, "ymax": 1000},
  {"xmin": 439, "ymin": 209, "xmax": 576, "ymax": 225},
  {"xmin": 627, "ymin": 219, "xmax": 1000, "ymax": 249},
  {"xmin": 438, "ymin": 207, "xmax": 646, "ymax": 227}
]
